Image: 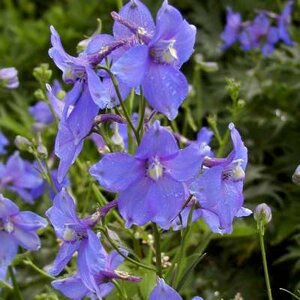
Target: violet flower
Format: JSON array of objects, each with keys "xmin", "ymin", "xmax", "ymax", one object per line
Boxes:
[
  {"xmin": 111, "ymin": 0, "xmax": 196, "ymax": 120},
  {"xmin": 0, "ymin": 132, "xmax": 8, "ymax": 155},
  {"xmin": 0, "ymin": 67, "xmax": 19, "ymax": 89},
  {"xmin": 90, "ymin": 120, "xmax": 209, "ymax": 229},
  {"xmin": 0, "ymin": 194, "xmax": 47, "ymax": 268},
  {"xmin": 0, "ymin": 152, "xmax": 43, "ymax": 204},
  {"xmin": 278, "ymin": 0, "xmax": 294, "ymax": 46},
  {"xmin": 29, "ymin": 101, "xmax": 54, "ymax": 125},
  {"xmin": 221, "ymin": 8, "xmax": 242, "ymax": 50},
  {"xmin": 190, "ymin": 123, "xmax": 252, "ymax": 234},
  {"xmin": 45, "ymin": 190, "xmax": 104, "ymax": 276},
  {"xmin": 52, "ymin": 245, "xmax": 139, "ymax": 300},
  {"xmin": 150, "ymin": 278, "xmax": 182, "ymax": 300}
]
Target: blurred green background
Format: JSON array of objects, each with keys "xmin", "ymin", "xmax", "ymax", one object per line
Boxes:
[{"xmin": 1, "ymin": 0, "xmax": 300, "ymax": 299}]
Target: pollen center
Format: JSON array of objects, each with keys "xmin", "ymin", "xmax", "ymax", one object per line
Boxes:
[{"xmin": 147, "ymin": 158, "xmax": 163, "ymax": 180}]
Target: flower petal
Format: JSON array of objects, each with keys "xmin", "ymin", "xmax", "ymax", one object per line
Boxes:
[
  {"xmin": 150, "ymin": 277, "xmax": 182, "ymax": 300},
  {"xmin": 90, "ymin": 153, "xmax": 144, "ymax": 193},
  {"xmin": 0, "ymin": 232, "xmax": 18, "ymax": 267},
  {"xmin": 142, "ymin": 63, "xmax": 188, "ymax": 120},
  {"xmin": 13, "ymin": 211, "xmax": 47, "ymax": 231},
  {"xmin": 12, "ymin": 226, "xmax": 41, "ymax": 251},
  {"xmin": 0, "ymin": 195, "xmax": 19, "ymax": 218},
  {"xmin": 135, "ymin": 120, "xmax": 178, "ymax": 159}
]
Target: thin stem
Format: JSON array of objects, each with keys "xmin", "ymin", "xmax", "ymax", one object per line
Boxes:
[
  {"xmin": 258, "ymin": 223, "xmax": 273, "ymax": 300},
  {"xmin": 137, "ymin": 87, "xmax": 146, "ymax": 137},
  {"xmin": 112, "ymin": 279, "xmax": 128, "ymax": 300},
  {"xmin": 279, "ymin": 288, "xmax": 300, "ymax": 300},
  {"xmin": 8, "ymin": 266, "xmax": 23, "ymax": 300},
  {"xmin": 153, "ymin": 223, "xmax": 163, "ymax": 278},
  {"xmin": 23, "ymin": 259, "xmax": 55, "ymax": 280},
  {"xmin": 98, "ymin": 66, "xmax": 140, "ymax": 143},
  {"xmin": 101, "ymin": 228, "xmax": 156, "ymax": 272}
]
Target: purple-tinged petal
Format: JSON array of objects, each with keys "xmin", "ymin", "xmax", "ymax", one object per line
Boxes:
[
  {"xmin": 0, "ymin": 266, "xmax": 7, "ymax": 281},
  {"xmin": 52, "ymin": 274, "xmax": 89, "ymax": 300},
  {"xmin": 164, "ymin": 144, "xmax": 209, "ymax": 182},
  {"xmin": 150, "ymin": 175, "xmax": 186, "ymax": 229},
  {"xmin": 12, "ymin": 227, "xmax": 41, "ymax": 251},
  {"xmin": 135, "ymin": 120, "xmax": 178, "ymax": 159},
  {"xmin": 90, "ymin": 153, "xmax": 144, "ymax": 193},
  {"xmin": 236, "ymin": 207, "xmax": 252, "ymax": 217},
  {"xmin": 142, "ymin": 63, "xmax": 188, "ymax": 120},
  {"xmin": 0, "ymin": 67, "xmax": 19, "ymax": 89},
  {"xmin": 150, "ymin": 277, "xmax": 182, "ymax": 300},
  {"xmin": 29, "ymin": 101, "xmax": 53, "ymax": 124},
  {"xmin": 0, "ymin": 232, "xmax": 18, "ymax": 267},
  {"xmin": 47, "ymin": 84, "xmax": 65, "ymax": 120},
  {"xmin": 118, "ymin": 176, "xmax": 154, "ymax": 227},
  {"xmin": 111, "ymin": 45, "xmax": 149, "ymax": 88},
  {"xmin": 46, "ymin": 190, "xmax": 81, "ymax": 238},
  {"xmin": 13, "ymin": 211, "xmax": 47, "ymax": 231},
  {"xmin": 0, "ymin": 132, "xmax": 8, "ymax": 155},
  {"xmin": 0, "ymin": 195, "xmax": 19, "ymax": 218},
  {"xmin": 48, "ymin": 240, "xmax": 81, "ymax": 276},
  {"xmin": 197, "ymin": 127, "xmax": 213, "ymax": 145},
  {"xmin": 106, "ymin": 250, "xmax": 126, "ymax": 271},
  {"xmin": 86, "ymin": 66, "xmax": 110, "ymax": 109},
  {"xmin": 84, "ymin": 34, "xmax": 115, "ymax": 55},
  {"xmin": 113, "ymin": 0, "xmax": 155, "ymax": 39}
]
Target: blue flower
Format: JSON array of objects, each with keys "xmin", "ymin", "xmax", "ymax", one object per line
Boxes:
[
  {"xmin": 0, "ymin": 194, "xmax": 47, "ymax": 268},
  {"xmin": 221, "ymin": 8, "xmax": 242, "ymax": 50},
  {"xmin": 277, "ymin": 0, "xmax": 294, "ymax": 46},
  {"xmin": 0, "ymin": 67, "xmax": 19, "ymax": 89},
  {"xmin": 111, "ymin": 0, "xmax": 196, "ymax": 120},
  {"xmin": 190, "ymin": 123, "xmax": 252, "ymax": 234},
  {"xmin": 45, "ymin": 190, "xmax": 104, "ymax": 276},
  {"xmin": 90, "ymin": 120, "xmax": 209, "ymax": 229},
  {"xmin": 0, "ymin": 132, "xmax": 8, "ymax": 155},
  {"xmin": 0, "ymin": 152, "xmax": 43, "ymax": 204}
]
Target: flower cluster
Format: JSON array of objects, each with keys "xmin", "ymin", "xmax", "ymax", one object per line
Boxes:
[
  {"xmin": 0, "ymin": 67, "xmax": 19, "ymax": 89},
  {"xmin": 221, "ymin": 1, "xmax": 294, "ymax": 56}
]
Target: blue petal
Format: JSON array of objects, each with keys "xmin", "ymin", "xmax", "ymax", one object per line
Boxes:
[
  {"xmin": 142, "ymin": 63, "xmax": 188, "ymax": 120},
  {"xmin": 135, "ymin": 120, "xmax": 178, "ymax": 159},
  {"xmin": 0, "ymin": 195, "xmax": 19, "ymax": 218},
  {"xmin": 46, "ymin": 190, "xmax": 81, "ymax": 237},
  {"xmin": 48, "ymin": 241, "xmax": 81, "ymax": 276},
  {"xmin": 164, "ymin": 144, "xmax": 209, "ymax": 182},
  {"xmin": 12, "ymin": 226, "xmax": 41, "ymax": 251},
  {"xmin": 90, "ymin": 153, "xmax": 144, "ymax": 193},
  {"xmin": 13, "ymin": 211, "xmax": 47, "ymax": 231},
  {"xmin": 106, "ymin": 250, "xmax": 125, "ymax": 271},
  {"xmin": 0, "ymin": 232, "xmax": 18, "ymax": 267},
  {"xmin": 84, "ymin": 34, "xmax": 115, "ymax": 55},
  {"xmin": 197, "ymin": 127, "xmax": 213, "ymax": 145},
  {"xmin": 111, "ymin": 45, "xmax": 149, "ymax": 88},
  {"xmin": 52, "ymin": 274, "xmax": 89, "ymax": 300},
  {"xmin": 113, "ymin": 0, "xmax": 155, "ymax": 39},
  {"xmin": 149, "ymin": 277, "xmax": 182, "ymax": 300},
  {"xmin": 86, "ymin": 66, "xmax": 110, "ymax": 108}
]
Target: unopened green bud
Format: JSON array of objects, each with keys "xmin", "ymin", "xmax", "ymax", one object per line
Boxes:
[
  {"xmin": 57, "ymin": 90, "xmax": 66, "ymax": 100},
  {"xmin": 14, "ymin": 135, "xmax": 33, "ymax": 152},
  {"xmin": 254, "ymin": 203, "xmax": 272, "ymax": 225},
  {"xmin": 33, "ymin": 63, "xmax": 52, "ymax": 84},
  {"xmin": 37, "ymin": 144, "xmax": 48, "ymax": 159},
  {"xmin": 34, "ymin": 89, "xmax": 45, "ymax": 100},
  {"xmin": 226, "ymin": 78, "xmax": 241, "ymax": 101},
  {"xmin": 292, "ymin": 165, "xmax": 300, "ymax": 185},
  {"xmin": 237, "ymin": 99, "xmax": 246, "ymax": 109}
]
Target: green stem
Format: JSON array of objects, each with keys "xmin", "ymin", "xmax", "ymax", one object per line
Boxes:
[
  {"xmin": 98, "ymin": 66, "xmax": 140, "ymax": 143},
  {"xmin": 279, "ymin": 288, "xmax": 300, "ymax": 300},
  {"xmin": 258, "ymin": 223, "xmax": 273, "ymax": 300},
  {"xmin": 101, "ymin": 228, "xmax": 156, "ymax": 272},
  {"xmin": 112, "ymin": 279, "xmax": 128, "ymax": 300},
  {"xmin": 153, "ymin": 223, "xmax": 163, "ymax": 277},
  {"xmin": 8, "ymin": 266, "xmax": 23, "ymax": 300},
  {"xmin": 137, "ymin": 87, "xmax": 146, "ymax": 137},
  {"xmin": 23, "ymin": 259, "xmax": 55, "ymax": 280}
]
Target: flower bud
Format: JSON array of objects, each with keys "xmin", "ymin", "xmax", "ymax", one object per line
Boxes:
[
  {"xmin": 0, "ymin": 67, "xmax": 19, "ymax": 89},
  {"xmin": 37, "ymin": 144, "xmax": 48, "ymax": 159},
  {"xmin": 254, "ymin": 203, "xmax": 272, "ymax": 225},
  {"xmin": 33, "ymin": 64, "xmax": 52, "ymax": 84},
  {"xmin": 292, "ymin": 165, "xmax": 300, "ymax": 185},
  {"xmin": 14, "ymin": 135, "xmax": 33, "ymax": 152}
]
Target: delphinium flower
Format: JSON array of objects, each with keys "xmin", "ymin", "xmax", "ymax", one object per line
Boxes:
[
  {"xmin": 0, "ymin": 194, "xmax": 47, "ymax": 270},
  {"xmin": 221, "ymin": 8, "xmax": 242, "ymax": 50},
  {"xmin": 52, "ymin": 240, "xmax": 140, "ymax": 300},
  {"xmin": 277, "ymin": 0, "xmax": 294, "ymax": 45},
  {"xmin": 239, "ymin": 13, "xmax": 279, "ymax": 56},
  {"xmin": 221, "ymin": 1, "xmax": 294, "ymax": 56},
  {"xmin": 0, "ymin": 67, "xmax": 19, "ymax": 89},
  {"xmin": 0, "ymin": 152, "xmax": 43, "ymax": 204},
  {"xmin": 45, "ymin": 189, "xmax": 105, "ymax": 276},
  {"xmin": 0, "ymin": 132, "xmax": 8, "ymax": 155},
  {"xmin": 111, "ymin": 0, "xmax": 196, "ymax": 120},
  {"xmin": 149, "ymin": 278, "xmax": 204, "ymax": 300},
  {"xmin": 189, "ymin": 123, "xmax": 252, "ymax": 234},
  {"xmin": 90, "ymin": 120, "xmax": 210, "ymax": 229}
]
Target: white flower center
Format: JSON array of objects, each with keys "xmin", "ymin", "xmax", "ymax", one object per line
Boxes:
[{"xmin": 147, "ymin": 158, "xmax": 163, "ymax": 180}]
